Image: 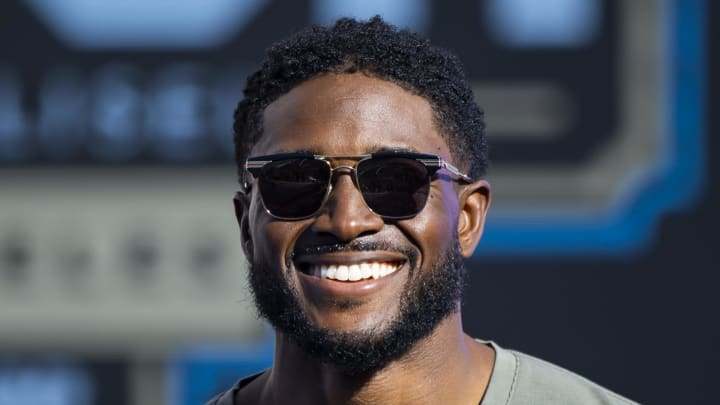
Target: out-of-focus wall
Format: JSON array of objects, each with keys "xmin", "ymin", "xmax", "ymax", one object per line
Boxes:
[{"xmin": 0, "ymin": 1, "xmax": 715, "ymax": 404}]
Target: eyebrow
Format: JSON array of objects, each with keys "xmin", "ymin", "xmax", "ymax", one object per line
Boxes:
[
  {"xmin": 265, "ymin": 145, "xmax": 419, "ymax": 156},
  {"xmin": 264, "ymin": 148, "xmax": 316, "ymax": 155},
  {"xmin": 372, "ymin": 145, "xmax": 418, "ymax": 154}
]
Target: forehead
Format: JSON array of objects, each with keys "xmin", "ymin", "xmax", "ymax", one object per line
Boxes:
[{"xmin": 252, "ymin": 73, "xmax": 451, "ymax": 158}]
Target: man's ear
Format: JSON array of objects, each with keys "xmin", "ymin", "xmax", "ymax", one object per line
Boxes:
[
  {"xmin": 457, "ymin": 180, "xmax": 491, "ymax": 258},
  {"xmin": 233, "ymin": 192, "xmax": 253, "ymax": 259}
]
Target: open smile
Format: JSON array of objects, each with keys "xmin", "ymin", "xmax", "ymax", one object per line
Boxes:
[
  {"xmin": 308, "ymin": 261, "xmax": 400, "ymax": 281},
  {"xmin": 294, "ymin": 251, "xmax": 409, "ymax": 298},
  {"xmin": 295, "ymin": 251, "xmax": 407, "ymax": 284}
]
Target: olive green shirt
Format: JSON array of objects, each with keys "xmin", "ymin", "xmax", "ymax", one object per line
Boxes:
[
  {"xmin": 480, "ymin": 341, "xmax": 638, "ymax": 404},
  {"xmin": 205, "ymin": 341, "xmax": 639, "ymax": 404}
]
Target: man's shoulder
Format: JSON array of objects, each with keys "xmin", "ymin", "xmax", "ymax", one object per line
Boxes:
[
  {"xmin": 482, "ymin": 341, "xmax": 639, "ymax": 405},
  {"xmin": 203, "ymin": 391, "xmax": 228, "ymax": 405},
  {"xmin": 203, "ymin": 371, "xmax": 264, "ymax": 405},
  {"xmin": 203, "ymin": 388, "xmax": 234, "ymax": 405}
]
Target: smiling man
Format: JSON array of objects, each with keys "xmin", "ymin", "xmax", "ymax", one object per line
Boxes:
[{"xmin": 207, "ymin": 17, "xmax": 637, "ymax": 405}]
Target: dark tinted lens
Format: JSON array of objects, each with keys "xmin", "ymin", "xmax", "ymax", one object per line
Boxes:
[
  {"xmin": 357, "ymin": 157, "xmax": 430, "ymax": 218},
  {"xmin": 259, "ymin": 158, "xmax": 330, "ymax": 218}
]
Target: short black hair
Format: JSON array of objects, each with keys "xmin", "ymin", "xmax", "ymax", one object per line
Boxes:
[{"xmin": 233, "ymin": 16, "xmax": 488, "ymax": 181}]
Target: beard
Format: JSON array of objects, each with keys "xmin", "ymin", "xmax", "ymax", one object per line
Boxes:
[{"xmin": 247, "ymin": 238, "xmax": 467, "ymax": 376}]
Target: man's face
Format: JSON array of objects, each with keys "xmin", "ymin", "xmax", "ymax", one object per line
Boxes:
[{"xmin": 239, "ymin": 73, "xmax": 479, "ymax": 373}]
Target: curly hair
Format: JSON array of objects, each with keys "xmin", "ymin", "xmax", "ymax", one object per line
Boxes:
[{"xmin": 233, "ymin": 16, "xmax": 488, "ymax": 181}]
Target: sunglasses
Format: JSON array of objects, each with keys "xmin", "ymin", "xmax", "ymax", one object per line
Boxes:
[{"xmin": 241, "ymin": 151, "xmax": 473, "ymax": 220}]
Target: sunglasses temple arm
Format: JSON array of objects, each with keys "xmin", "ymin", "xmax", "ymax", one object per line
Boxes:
[{"xmin": 441, "ymin": 161, "xmax": 473, "ymax": 183}]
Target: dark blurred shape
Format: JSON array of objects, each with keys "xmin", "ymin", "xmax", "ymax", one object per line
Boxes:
[
  {"xmin": 53, "ymin": 229, "xmax": 93, "ymax": 291},
  {"xmin": 123, "ymin": 230, "xmax": 158, "ymax": 282},
  {"xmin": 0, "ymin": 229, "xmax": 32, "ymax": 285},
  {"xmin": 36, "ymin": 67, "xmax": 89, "ymax": 162},
  {"xmin": 0, "ymin": 68, "xmax": 31, "ymax": 161},
  {"xmin": 188, "ymin": 230, "xmax": 226, "ymax": 284}
]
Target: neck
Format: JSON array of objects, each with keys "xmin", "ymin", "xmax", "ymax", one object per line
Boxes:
[{"xmin": 250, "ymin": 313, "xmax": 495, "ymax": 405}]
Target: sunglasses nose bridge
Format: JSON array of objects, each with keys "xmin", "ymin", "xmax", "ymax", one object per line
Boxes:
[
  {"xmin": 328, "ymin": 164, "xmax": 359, "ymax": 186},
  {"xmin": 329, "ymin": 164, "xmax": 356, "ymax": 174}
]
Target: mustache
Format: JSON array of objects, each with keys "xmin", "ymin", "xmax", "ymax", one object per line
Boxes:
[
  {"xmin": 295, "ymin": 240, "xmax": 403, "ymax": 255},
  {"xmin": 289, "ymin": 240, "xmax": 418, "ymax": 267}
]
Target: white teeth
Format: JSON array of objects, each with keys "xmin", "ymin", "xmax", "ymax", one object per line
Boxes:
[
  {"xmin": 308, "ymin": 262, "xmax": 400, "ymax": 281},
  {"xmin": 361, "ymin": 263, "xmax": 372, "ymax": 279},
  {"xmin": 348, "ymin": 264, "xmax": 361, "ymax": 281},
  {"xmin": 326, "ymin": 265, "xmax": 337, "ymax": 279},
  {"xmin": 336, "ymin": 265, "xmax": 349, "ymax": 281}
]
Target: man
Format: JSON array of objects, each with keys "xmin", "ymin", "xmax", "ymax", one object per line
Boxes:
[{"xmin": 207, "ymin": 17, "xmax": 637, "ymax": 405}]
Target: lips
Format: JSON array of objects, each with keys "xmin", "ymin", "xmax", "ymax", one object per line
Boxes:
[{"xmin": 294, "ymin": 251, "xmax": 406, "ymax": 282}]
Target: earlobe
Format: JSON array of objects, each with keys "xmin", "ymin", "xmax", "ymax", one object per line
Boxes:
[
  {"xmin": 233, "ymin": 193, "xmax": 253, "ymax": 259},
  {"xmin": 457, "ymin": 180, "xmax": 491, "ymax": 258}
]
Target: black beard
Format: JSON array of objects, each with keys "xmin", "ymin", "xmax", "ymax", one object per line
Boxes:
[{"xmin": 247, "ymin": 238, "xmax": 467, "ymax": 376}]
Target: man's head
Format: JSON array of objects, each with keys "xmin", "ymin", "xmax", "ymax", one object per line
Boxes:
[
  {"xmin": 233, "ymin": 16, "xmax": 488, "ymax": 182},
  {"xmin": 233, "ymin": 17, "xmax": 490, "ymax": 375}
]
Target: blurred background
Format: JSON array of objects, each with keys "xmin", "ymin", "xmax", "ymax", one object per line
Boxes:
[{"xmin": 0, "ymin": 0, "xmax": 716, "ymax": 404}]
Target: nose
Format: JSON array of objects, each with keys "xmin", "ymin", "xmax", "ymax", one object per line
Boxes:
[{"xmin": 310, "ymin": 170, "xmax": 384, "ymax": 241}]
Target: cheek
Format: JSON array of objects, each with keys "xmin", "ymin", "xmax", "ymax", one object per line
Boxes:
[
  {"xmin": 248, "ymin": 193, "xmax": 299, "ymax": 269},
  {"xmin": 402, "ymin": 183, "xmax": 459, "ymax": 263}
]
